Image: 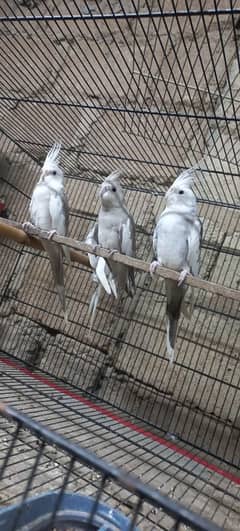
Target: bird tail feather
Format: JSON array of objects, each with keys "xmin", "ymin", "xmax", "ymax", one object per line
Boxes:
[
  {"xmin": 96, "ymin": 257, "xmax": 112, "ymax": 295},
  {"xmin": 43, "ymin": 240, "xmax": 68, "ymax": 322},
  {"xmin": 165, "ymin": 279, "xmax": 185, "ymax": 364},
  {"xmin": 88, "ymin": 284, "xmax": 102, "ymax": 332},
  {"xmin": 181, "ymin": 287, "xmax": 194, "ymax": 320},
  {"xmin": 63, "ymin": 245, "xmax": 71, "ymax": 267},
  {"xmin": 108, "ymin": 275, "xmax": 118, "ymax": 298},
  {"xmin": 96, "ymin": 257, "xmax": 118, "ymax": 298},
  {"xmin": 166, "ymin": 316, "xmax": 176, "ymax": 364},
  {"xmin": 126, "ymin": 267, "xmax": 135, "ymax": 297}
]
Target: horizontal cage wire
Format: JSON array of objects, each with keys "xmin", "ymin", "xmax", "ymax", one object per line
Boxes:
[{"xmin": 0, "ymin": 1, "xmax": 240, "ymax": 530}]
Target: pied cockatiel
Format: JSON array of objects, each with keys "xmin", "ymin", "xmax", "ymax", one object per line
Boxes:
[
  {"xmin": 150, "ymin": 167, "xmax": 202, "ymax": 364},
  {"xmin": 86, "ymin": 170, "xmax": 136, "ymax": 329},
  {"xmin": 24, "ymin": 144, "xmax": 70, "ymax": 322}
]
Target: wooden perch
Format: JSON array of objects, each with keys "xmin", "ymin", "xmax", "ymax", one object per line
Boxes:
[
  {"xmin": 1, "ymin": 217, "xmax": 240, "ymax": 302},
  {"xmin": 0, "ymin": 218, "xmax": 89, "ymax": 267}
]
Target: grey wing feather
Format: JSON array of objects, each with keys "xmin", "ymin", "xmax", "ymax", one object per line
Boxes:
[
  {"xmin": 187, "ymin": 217, "xmax": 202, "ymax": 276},
  {"xmin": 96, "ymin": 257, "xmax": 115, "ymax": 296},
  {"xmin": 86, "ymin": 222, "xmax": 99, "ymax": 270},
  {"xmin": 60, "ymin": 191, "xmax": 71, "ymax": 265},
  {"xmin": 42, "ymin": 240, "xmax": 67, "ymax": 321},
  {"xmin": 153, "ymin": 224, "xmax": 158, "ymax": 259},
  {"xmin": 87, "ymin": 223, "xmax": 116, "ymax": 297},
  {"xmin": 165, "ymin": 279, "xmax": 186, "ymax": 364},
  {"xmin": 61, "ymin": 191, "xmax": 69, "ymax": 236},
  {"xmin": 121, "ymin": 214, "xmax": 136, "ymax": 257},
  {"xmin": 120, "ymin": 214, "xmax": 136, "ymax": 294}
]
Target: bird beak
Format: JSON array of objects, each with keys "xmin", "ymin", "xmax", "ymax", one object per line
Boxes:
[
  {"xmin": 40, "ymin": 170, "xmax": 46, "ymax": 180},
  {"xmin": 165, "ymin": 186, "xmax": 174, "ymax": 199},
  {"xmin": 165, "ymin": 189, "xmax": 170, "ymax": 199},
  {"xmin": 100, "ymin": 184, "xmax": 112, "ymax": 197}
]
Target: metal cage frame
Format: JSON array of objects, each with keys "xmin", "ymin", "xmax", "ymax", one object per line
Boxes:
[{"xmin": 0, "ymin": 1, "xmax": 239, "ymax": 529}]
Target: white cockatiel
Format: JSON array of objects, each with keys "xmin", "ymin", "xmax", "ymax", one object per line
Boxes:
[
  {"xmin": 24, "ymin": 144, "xmax": 70, "ymax": 322},
  {"xmin": 86, "ymin": 170, "xmax": 136, "ymax": 329},
  {"xmin": 150, "ymin": 167, "xmax": 202, "ymax": 364}
]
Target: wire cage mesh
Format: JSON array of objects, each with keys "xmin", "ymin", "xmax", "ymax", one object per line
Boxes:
[
  {"xmin": 0, "ymin": 1, "xmax": 240, "ymax": 529},
  {"xmin": 0, "ymin": 402, "xmax": 225, "ymax": 531}
]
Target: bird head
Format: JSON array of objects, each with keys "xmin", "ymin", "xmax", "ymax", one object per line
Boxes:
[
  {"xmin": 100, "ymin": 170, "xmax": 124, "ymax": 208},
  {"xmin": 165, "ymin": 167, "xmax": 197, "ymax": 211},
  {"xmin": 40, "ymin": 143, "xmax": 64, "ymax": 188}
]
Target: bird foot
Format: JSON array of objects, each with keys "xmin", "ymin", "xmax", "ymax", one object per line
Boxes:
[
  {"xmin": 92, "ymin": 244, "xmax": 98, "ymax": 252},
  {"xmin": 107, "ymin": 249, "xmax": 119, "ymax": 258},
  {"xmin": 178, "ymin": 268, "xmax": 190, "ymax": 286},
  {"xmin": 47, "ymin": 229, "xmax": 57, "ymax": 240},
  {"xmin": 23, "ymin": 221, "xmax": 35, "ymax": 232},
  {"xmin": 149, "ymin": 260, "xmax": 161, "ymax": 277}
]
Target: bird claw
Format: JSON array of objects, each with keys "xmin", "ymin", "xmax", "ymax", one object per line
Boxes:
[
  {"xmin": 107, "ymin": 249, "xmax": 118, "ymax": 258},
  {"xmin": 47, "ymin": 229, "xmax": 57, "ymax": 240},
  {"xmin": 149, "ymin": 260, "xmax": 161, "ymax": 277},
  {"xmin": 23, "ymin": 222, "xmax": 35, "ymax": 232},
  {"xmin": 91, "ymin": 244, "xmax": 99, "ymax": 253},
  {"xmin": 178, "ymin": 269, "xmax": 190, "ymax": 286}
]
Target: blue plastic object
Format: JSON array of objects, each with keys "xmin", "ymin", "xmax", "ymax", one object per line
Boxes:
[{"xmin": 0, "ymin": 491, "xmax": 139, "ymax": 530}]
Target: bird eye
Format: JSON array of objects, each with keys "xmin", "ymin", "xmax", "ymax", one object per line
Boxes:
[
  {"xmin": 112, "ymin": 186, "xmax": 116, "ymax": 192},
  {"xmin": 52, "ymin": 170, "xmax": 56, "ymax": 175},
  {"xmin": 179, "ymin": 190, "xmax": 184, "ymax": 194}
]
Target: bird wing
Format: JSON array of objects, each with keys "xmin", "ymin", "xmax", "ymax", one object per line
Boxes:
[
  {"xmin": 49, "ymin": 188, "xmax": 68, "ymax": 236},
  {"xmin": 59, "ymin": 191, "xmax": 71, "ymax": 265},
  {"xmin": 153, "ymin": 224, "xmax": 158, "ymax": 259},
  {"xmin": 30, "ymin": 190, "xmax": 39, "ymax": 226},
  {"xmin": 96, "ymin": 257, "xmax": 113, "ymax": 296},
  {"xmin": 187, "ymin": 217, "xmax": 202, "ymax": 276},
  {"xmin": 86, "ymin": 222, "xmax": 116, "ymax": 296},
  {"xmin": 120, "ymin": 214, "xmax": 136, "ymax": 257},
  {"xmin": 86, "ymin": 222, "xmax": 99, "ymax": 270},
  {"xmin": 61, "ymin": 191, "xmax": 69, "ymax": 236}
]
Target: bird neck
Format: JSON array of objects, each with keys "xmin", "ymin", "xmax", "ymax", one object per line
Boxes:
[
  {"xmin": 165, "ymin": 203, "xmax": 197, "ymax": 218},
  {"xmin": 101, "ymin": 202, "xmax": 120, "ymax": 213},
  {"xmin": 44, "ymin": 175, "xmax": 64, "ymax": 192}
]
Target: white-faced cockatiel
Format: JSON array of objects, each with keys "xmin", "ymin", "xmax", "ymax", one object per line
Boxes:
[
  {"xmin": 150, "ymin": 168, "xmax": 202, "ymax": 364},
  {"xmin": 86, "ymin": 170, "xmax": 136, "ymax": 329},
  {"xmin": 24, "ymin": 144, "xmax": 70, "ymax": 323}
]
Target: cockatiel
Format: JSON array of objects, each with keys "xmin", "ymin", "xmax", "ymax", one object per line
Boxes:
[
  {"xmin": 24, "ymin": 144, "xmax": 70, "ymax": 323},
  {"xmin": 86, "ymin": 170, "xmax": 136, "ymax": 329},
  {"xmin": 150, "ymin": 167, "xmax": 202, "ymax": 364}
]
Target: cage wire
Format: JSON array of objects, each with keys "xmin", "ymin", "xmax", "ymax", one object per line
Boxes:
[
  {"xmin": 0, "ymin": 401, "xmax": 226, "ymax": 531},
  {"xmin": 0, "ymin": 0, "xmax": 240, "ymax": 529}
]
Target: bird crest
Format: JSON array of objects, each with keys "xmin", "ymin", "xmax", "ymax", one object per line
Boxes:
[
  {"xmin": 42, "ymin": 143, "xmax": 61, "ymax": 173},
  {"xmin": 169, "ymin": 164, "xmax": 200, "ymax": 192},
  {"xmin": 105, "ymin": 169, "xmax": 123, "ymax": 185},
  {"xmin": 100, "ymin": 169, "xmax": 125, "ymax": 203}
]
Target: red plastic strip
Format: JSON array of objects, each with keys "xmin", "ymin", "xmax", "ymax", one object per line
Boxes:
[{"xmin": 1, "ymin": 356, "xmax": 239, "ymax": 485}]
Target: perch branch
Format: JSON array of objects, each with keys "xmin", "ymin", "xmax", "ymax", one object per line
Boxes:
[
  {"xmin": 0, "ymin": 218, "xmax": 89, "ymax": 267},
  {"xmin": 1, "ymin": 217, "xmax": 240, "ymax": 302}
]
